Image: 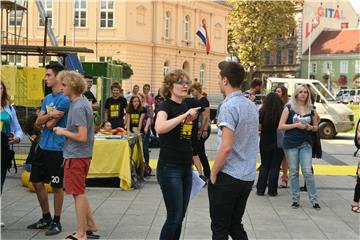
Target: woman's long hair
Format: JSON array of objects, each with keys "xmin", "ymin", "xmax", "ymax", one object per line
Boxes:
[
  {"xmin": 260, "ymin": 92, "xmax": 283, "ymax": 130},
  {"xmin": 126, "ymin": 95, "xmax": 144, "ymax": 113},
  {"xmin": 289, "ymin": 85, "xmax": 313, "ymax": 114},
  {"xmin": 275, "ymin": 86, "xmax": 289, "ymax": 104},
  {"xmin": 1, "ymin": 81, "xmax": 10, "ymax": 108}
]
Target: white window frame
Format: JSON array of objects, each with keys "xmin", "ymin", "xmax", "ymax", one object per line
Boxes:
[
  {"xmin": 311, "ymin": 62, "xmax": 317, "ymax": 74},
  {"xmin": 164, "ymin": 11, "xmax": 171, "ymax": 39},
  {"xmin": 163, "ymin": 61, "xmax": 170, "ymax": 76},
  {"xmin": 323, "ymin": 61, "xmax": 332, "ymax": 73},
  {"xmin": 74, "ymin": 0, "xmax": 87, "ymax": 28},
  {"xmin": 199, "ymin": 64, "xmax": 205, "ymax": 85},
  {"xmin": 355, "ymin": 60, "xmax": 360, "ymax": 73},
  {"xmin": 100, "ymin": 0, "xmax": 114, "ymax": 28},
  {"xmin": 39, "ymin": 0, "xmax": 53, "ymax": 27},
  {"xmin": 8, "ymin": 0, "xmax": 23, "ymax": 27},
  {"xmin": 184, "ymin": 15, "xmax": 190, "ymax": 42},
  {"xmin": 8, "ymin": 55, "xmax": 22, "ymax": 66},
  {"xmin": 79, "ymin": 56, "xmax": 86, "ymax": 62},
  {"xmin": 99, "ymin": 56, "xmax": 112, "ymax": 62},
  {"xmin": 340, "ymin": 60, "xmax": 348, "ymax": 74}
]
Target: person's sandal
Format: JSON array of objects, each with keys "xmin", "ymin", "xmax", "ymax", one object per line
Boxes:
[
  {"xmin": 279, "ymin": 176, "xmax": 288, "ymax": 188},
  {"xmin": 351, "ymin": 205, "xmax": 360, "ymax": 213}
]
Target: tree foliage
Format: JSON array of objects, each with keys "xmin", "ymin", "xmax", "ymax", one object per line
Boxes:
[
  {"xmin": 110, "ymin": 59, "xmax": 134, "ymax": 79},
  {"xmin": 228, "ymin": 1, "xmax": 296, "ymax": 74}
]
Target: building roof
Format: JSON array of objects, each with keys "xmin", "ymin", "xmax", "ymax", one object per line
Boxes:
[{"xmin": 303, "ymin": 29, "xmax": 360, "ymax": 56}]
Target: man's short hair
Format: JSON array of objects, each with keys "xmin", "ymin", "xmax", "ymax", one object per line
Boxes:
[
  {"xmin": 143, "ymin": 84, "xmax": 150, "ymax": 89},
  {"xmin": 250, "ymin": 78, "xmax": 262, "ymax": 88},
  {"xmin": 45, "ymin": 63, "xmax": 64, "ymax": 76},
  {"xmin": 111, "ymin": 82, "xmax": 121, "ymax": 91},
  {"xmin": 218, "ymin": 61, "xmax": 245, "ymax": 88},
  {"xmin": 83, "ymin": 74, "xmax": 93, "ymax": 80}
]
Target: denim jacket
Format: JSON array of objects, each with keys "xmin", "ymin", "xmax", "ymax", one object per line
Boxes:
[{"xmin": 3, "ymin": 104, "xmax": 24, "ymax": 141}]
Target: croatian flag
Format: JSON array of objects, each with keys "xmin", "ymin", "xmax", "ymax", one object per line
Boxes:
[{"xmin": 196, "ymin": 23, "xmax": 210, "ymax": 54}]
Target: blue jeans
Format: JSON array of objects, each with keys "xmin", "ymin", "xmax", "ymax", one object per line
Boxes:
[
  {"xmin": 284, "ymin": 142, "xmax": 318, "ymax": 204},
  {"xmin": 142, "ymin": 131, "xmax": 150, "ymax": 165},
  {"xmin": 156, "ymin": 162, "xmax": 192, "ymax": 240}
]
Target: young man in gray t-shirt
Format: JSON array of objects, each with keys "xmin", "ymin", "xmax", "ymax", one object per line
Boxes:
[
  {"xmin": 208, "ymin": 61, "xmax": 258, "ymax": 240},
  {"xmin": 54, "ymin": 71, "xmax": 99, "ymax": 240}
]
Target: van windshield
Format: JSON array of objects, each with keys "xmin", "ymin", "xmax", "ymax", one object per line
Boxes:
[{"xmin": 312, "ymin": 82, "xmax": 336, "ymax": 101}]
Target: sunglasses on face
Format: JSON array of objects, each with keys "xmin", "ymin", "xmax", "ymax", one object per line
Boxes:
[{"xmin": 175, "ymin": 80, "xmax": 191, "ymax": 86}]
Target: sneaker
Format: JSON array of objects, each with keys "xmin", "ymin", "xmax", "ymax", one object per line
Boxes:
[
  {"xmin": 313, "ymin": 203, "xmax": 321, "ymax": 210},
  {"xmin": 27, "ymin": 218, "xmax": 52, "ymax": 229},
  {"xmin": 45, "ymin": 221, "xmax": 62, "ymax": 236},
  {"xmin": 291, "ymin": 202, "xmax": 300, "ymax": 209},
  {"xmin": 1, "ymin": 222, "xmax": 4, "ymax": 228}
]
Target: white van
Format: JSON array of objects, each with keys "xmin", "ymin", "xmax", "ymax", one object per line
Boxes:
[
  {"xmin": 336, "ymin": 89, "xmax": 360, "ymax": 104},
  {"xmin": 266, "ymin": 78, "xmax": 355, "ymax": 139}
]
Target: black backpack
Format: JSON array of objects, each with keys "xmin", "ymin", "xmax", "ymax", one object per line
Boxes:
[{"xmin": 354, "ymin": 119, "xmax": 360, "ymax": 157}]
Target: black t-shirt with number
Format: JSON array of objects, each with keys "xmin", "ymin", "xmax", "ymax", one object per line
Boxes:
[
  {"xmin": 157, "ymin": 99, "xmax": 193, "ymax": 166},
  {"xmin": 104, "ymin": 97, "xmax": 128, "ymax": 128},
  {"xmin": 84, "ymin": 91, "xmax": 97, "ymax": 104},
  {"xmin": 128, "ymin": 109, "xmax": 145, "ymax": 133}
]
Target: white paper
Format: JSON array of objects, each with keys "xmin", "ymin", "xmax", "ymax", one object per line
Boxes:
[{"xmin": 190, "ymin": 171, "xmax": 206, "ymax": 200}]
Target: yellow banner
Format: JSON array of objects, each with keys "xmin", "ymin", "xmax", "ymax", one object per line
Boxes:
[
  {"xmin": 23, "ymin": 67, "xmax": 45, "ymax": 100},
  {"xmin": 0, "ymin": 66, "xmax": 17, "ymax": 100}
]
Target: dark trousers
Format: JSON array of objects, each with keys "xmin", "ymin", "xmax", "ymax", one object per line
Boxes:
[
  {"xmin": 142, "ymin": 131, "xmax": 150, "ymax": 165},
  {"xmin": 198, "ymin": 126, "xmax": 211, "ymax": 178},
  {"xmin": 256, "ymin": 147, "xmax": 283, "ymax": 195},
  {"xmin": 157, "ymin": 162, "xmax": 192, "ymax": 240},
  {"xmin": 208, "ymin": 172, "xmax": 254, "ymax": 240},
  {"xmin": 354, "ymin": 177, "xmax": 360, "ymax": 203},
  {"xmin": 1, "ymin": 134, "xmax": 10, "ymax": 193}
]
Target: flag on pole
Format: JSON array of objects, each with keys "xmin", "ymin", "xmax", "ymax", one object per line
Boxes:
[{"xmin": 196, "ymin": 23, "xmax": 210, "ymax": 54}]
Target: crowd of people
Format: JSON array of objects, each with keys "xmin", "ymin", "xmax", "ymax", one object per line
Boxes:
[{"xmin": 0, "ymin": 60, "xmax": 360, "ymax": 240}]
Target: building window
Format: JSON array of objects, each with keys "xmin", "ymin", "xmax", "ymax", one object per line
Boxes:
[
  {"xmin": 311, "ymin": 62, "xmax": 317, "ymax": 74},
  {"xmin": 288, "ymin": 50, "xmax": 294, "ymax": 64},
  {"xmin": 99, "ymin": 56, "xmax": 112, "ymax": 62},
  {"xmin": 100, "ymin": 0, "xmax": 114, "ymax": 28},
  {"xmin": 39, "ymin": 0, "xmax": 52, "ymax": 27},
  {"xmin": 276, "ymin": 50, "xmax": 282, "ymax": 65},
  {"xmin": 215, "ymin": 23, "xmax": 222, "ymax": 39},
  {"xmin": 182, "ymin": 61, "xmax": 190, "ymax": 74},
  {"xmin": 184, "ymin": 15, "xmax": 190, "ymax": 42},
  {"xmin": 136, "ymin": 5, "xmax": 145, "ymax": 25},
  {"xmin": 74, "ymin": 0, "xmax": 87, "ymax": 28},
  {"xmin": 264, "ymin": 51, "xmax": 270, "ymax": 65},
  {"xmin": 38, "ymin": 56, "xmax": 51, "ymax": 66},
  {"xmin": 323, "ymin": 61, "xmax": 332, "ymax": 73},
  {"xmin": 163, "ymin": 61, "xmax": 170, "ymax": 76},
  {"xmin": 164, "ymin": 11, "xmax": 171, "ymax": 39},
  {"xmin": 8, "ymin": 0, "xmax": 23, "ymax": 27},
  {"xmin": 199, "ymin": 64, "xmax": 205, "ymax": 85},
  {"xmin": 340, "ymin": 60, "xmax": 348, "ymax": 74},
  {"xmin": 355, "ymin": 60, "xmax": 360, "ymax": 73},
  {"xmin": 8, "ymin": 55, "xmax": 22, "ymax": 66},
  {"xmin": 79, "ymin": 56, "xmax": 86, "ymax": 62}
]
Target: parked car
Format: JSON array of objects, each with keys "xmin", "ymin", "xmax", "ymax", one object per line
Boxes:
[{"xmin": 336, "ymin": 88, "xmax": 360, "ymax": 104}]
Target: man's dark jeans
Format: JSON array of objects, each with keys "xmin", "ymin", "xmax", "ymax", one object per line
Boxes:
[
  {"xmin": 157, "ymin": 162, "xmax": 192, "ymax": 240},
  {"xmin": 198, "ymin": 126, "xmax": 211, "ymax": 178},
  {"xmin": 208, "ymin": 172, "xmax": 254, "ymax": 240}
]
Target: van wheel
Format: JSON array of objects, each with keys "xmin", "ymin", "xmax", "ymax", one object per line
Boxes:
[{"xmin": 319, "ymin": 122, "xmax": 336, "ymax": 139}]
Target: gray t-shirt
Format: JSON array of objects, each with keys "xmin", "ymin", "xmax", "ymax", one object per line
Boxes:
[
  {"xmin": 63, "ymin": 96, "xmax": 94, "ymax": 159},
  {"xmin": 217, "ymin": 91, "xmax": 259, "ymax": 181}
]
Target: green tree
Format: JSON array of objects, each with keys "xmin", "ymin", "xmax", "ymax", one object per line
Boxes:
[{"xmin": 228, "ymin": 0, "xmax": 297, "ymax": 79}]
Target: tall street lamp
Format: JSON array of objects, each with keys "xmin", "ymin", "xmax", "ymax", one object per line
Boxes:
[{"xmin": 307, "ymin": 17, "xmax": 319, "ymax": 79}]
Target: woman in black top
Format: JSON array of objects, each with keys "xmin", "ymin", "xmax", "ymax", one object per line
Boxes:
[
  {"xmin": 256, "ymin": 93, "xmax": 284, "ymax": 196},
  {"xmin": 155, "ymin": 69, "xmax": 200, "ymax": 240},
  {"xmin": 125, "ymin": 96, "xmax": 144, "ymax": 133}
]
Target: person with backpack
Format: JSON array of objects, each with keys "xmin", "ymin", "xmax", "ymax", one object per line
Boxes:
[
  {"xmin": 0, "ymin": 81, "xmax": 24, "ymax": 194},
  {"xmin": 278, "ymin": 84, "xmax": 321, "ymax": 210},
  {"xmin": 352, "ymin": 119, "xmax": 360, "ymax": 213}
]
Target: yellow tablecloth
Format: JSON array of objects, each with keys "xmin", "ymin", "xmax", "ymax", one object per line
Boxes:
[{"xmin": 88, "ymin": 138, "xmax": 132, "ymax": 190}]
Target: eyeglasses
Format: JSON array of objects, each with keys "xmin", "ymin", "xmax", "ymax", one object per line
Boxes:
[{"xmin": 175, "ymin": 80, "xmax": 191, "ymax": 86}]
